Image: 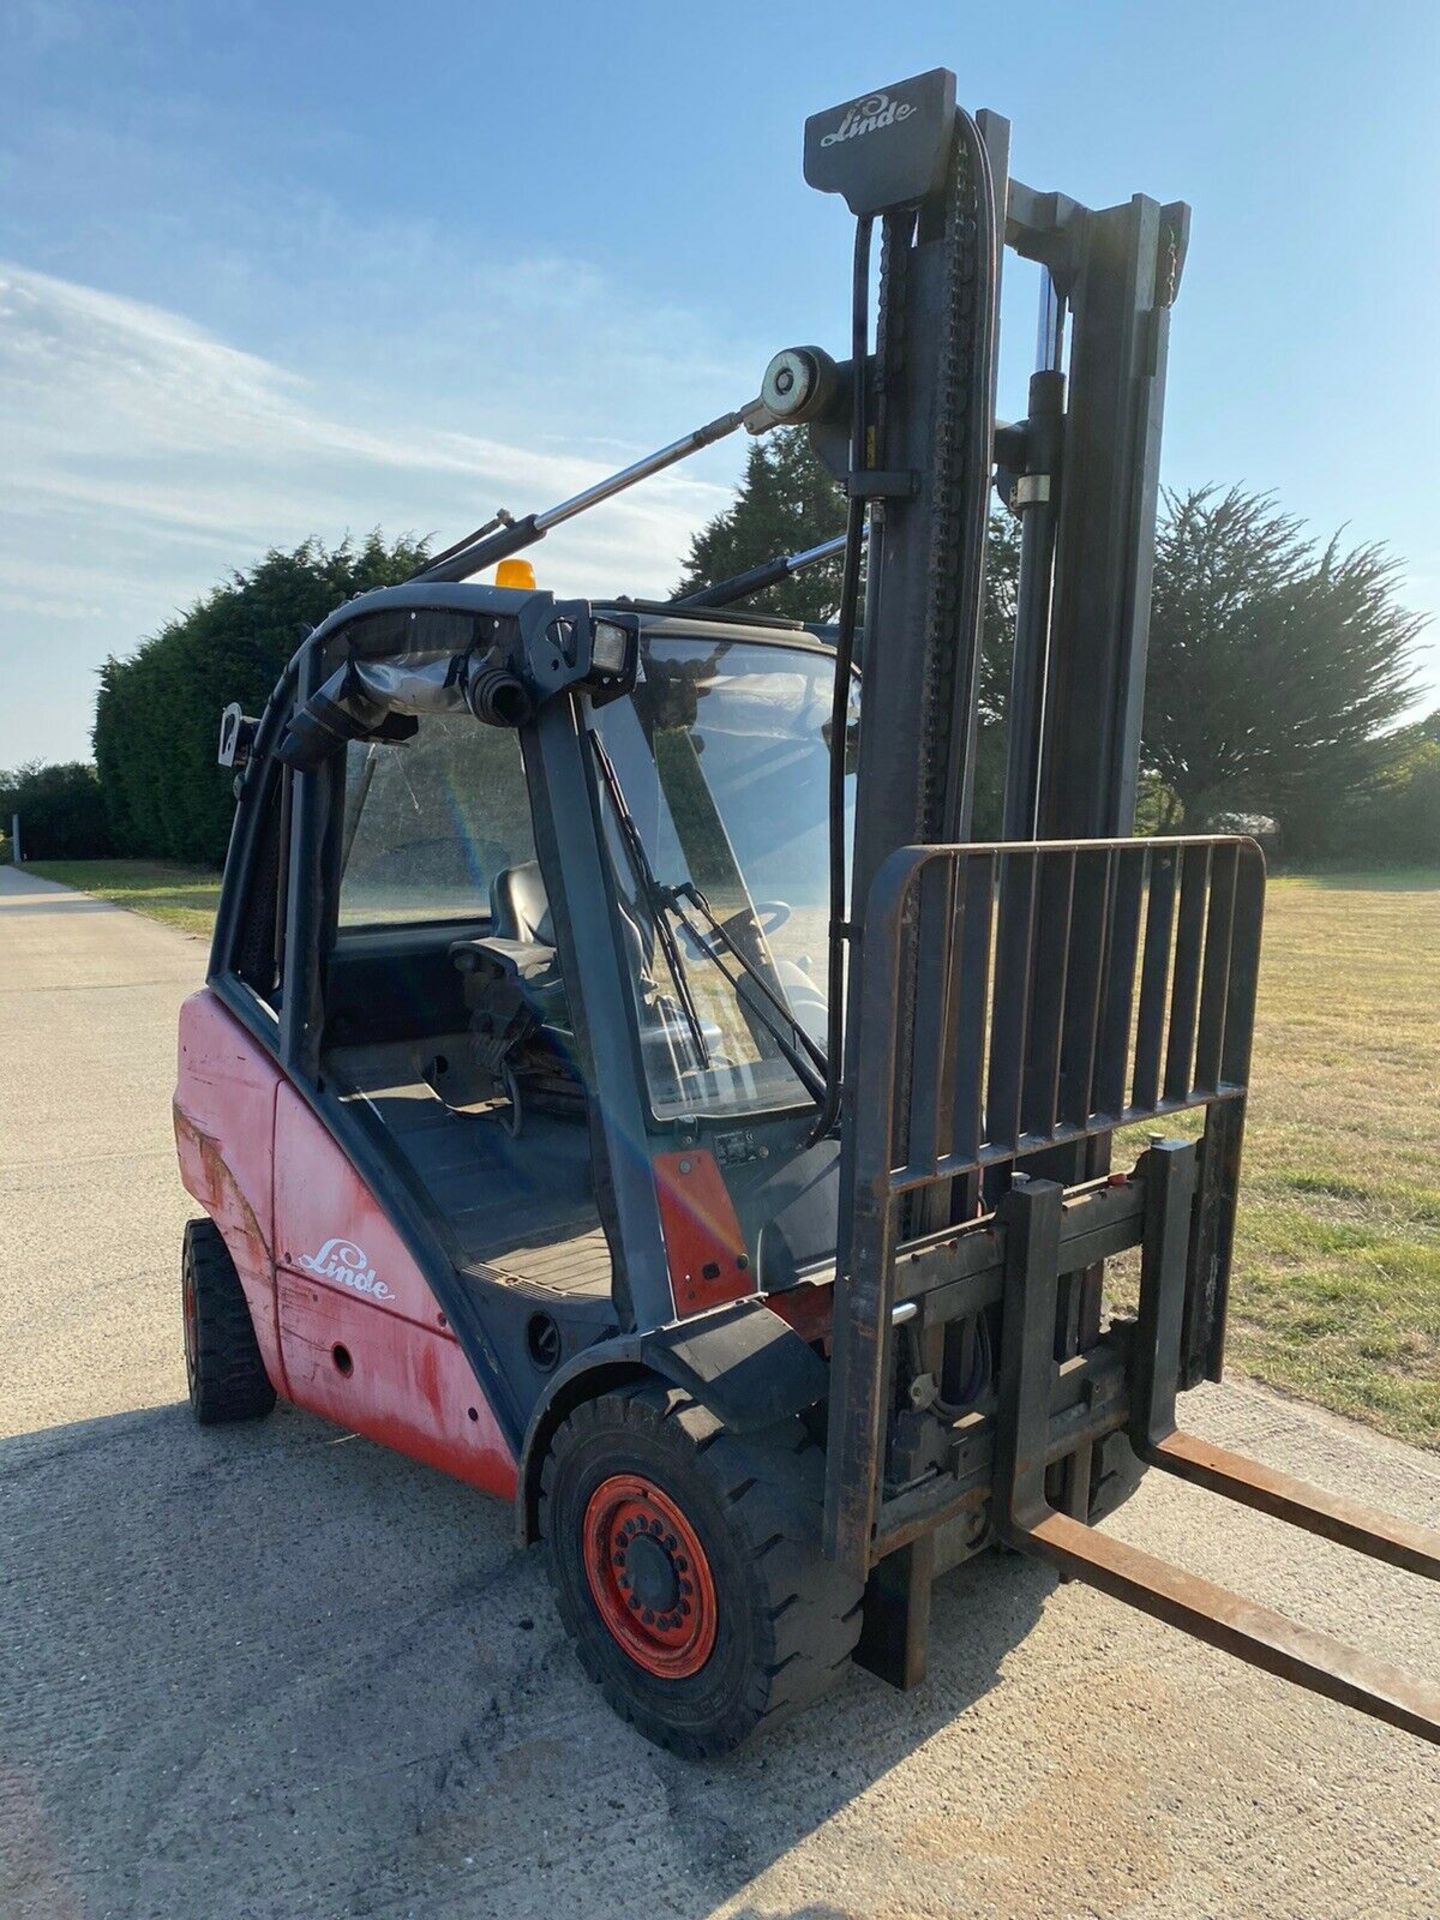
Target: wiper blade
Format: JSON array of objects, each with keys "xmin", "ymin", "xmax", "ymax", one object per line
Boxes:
[
  {"xmin": 588, "ymin": 735, "xmax": 711, "ymax": 1070},
  {"xmin": 664, "ymin": 881, "xmax": 828, "ymax": 1101},
  {"xmin": 589, "ymin": 734, "xmax": 826, "ymax": 1105}
]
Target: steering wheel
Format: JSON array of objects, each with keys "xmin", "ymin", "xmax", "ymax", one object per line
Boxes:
[
  {"xmin": 732, "ymin": 900, "xmax": 792, "ymax": 938},
  {"xmin": 674, "ymin": 899, "xmax": 792, "ymax": 960}
]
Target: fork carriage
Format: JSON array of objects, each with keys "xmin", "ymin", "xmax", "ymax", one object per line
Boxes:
[{"xmin": 825, "ymin": 834, "xmax": 1438, "ymax": 1740}]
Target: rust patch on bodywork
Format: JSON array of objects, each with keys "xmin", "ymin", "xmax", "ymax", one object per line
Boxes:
[{"xmin": 174, "ymin": 1101, "xmax": 272, "ymax": 1276}]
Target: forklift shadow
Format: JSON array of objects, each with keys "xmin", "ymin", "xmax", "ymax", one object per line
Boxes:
[
  {"xmin": 0, "ymin": 892, "xmax": 126, "ymax": 914},
  {"xmin": 1, "ymin": 1396, "xmax": 1052, "ymax": 1920},
  {"xmin": 675, "ymin": 1549, "xmax": 1055, "ymax": 1911}
]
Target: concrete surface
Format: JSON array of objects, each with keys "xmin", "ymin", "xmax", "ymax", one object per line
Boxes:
[{"xmin": 1, "ymin": 862, "xmax": 1436, "ymax": 1920}]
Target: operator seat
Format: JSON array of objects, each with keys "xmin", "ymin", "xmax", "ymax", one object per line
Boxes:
[
  {"xmin": 475, "ymin": 859, "xmax": 720, "ymax": 1112},
  {"xmin": 449, "ymin": 862, "xmax": 574, "ymax": 1116},
  {"xmin": 492, "ymin": 858, "xmax": 654, "ymax": 983},
  {"xmin": 491, "ymin": 861, "xmax": 554, "ymax": 946}
]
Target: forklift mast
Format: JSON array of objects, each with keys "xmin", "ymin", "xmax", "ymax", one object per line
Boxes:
[
  {"xmin": 795, "ymin": 73, "xmax": 1437, "ymax": 1735},
  {"xmin": 798, "ymin": 74, "xmax": 1194, "ymax": 1555}
]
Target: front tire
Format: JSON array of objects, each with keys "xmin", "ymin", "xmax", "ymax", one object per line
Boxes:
[
  {"xmin": 182, "ymin": 1218, "xmax": 276, "ymax": 1425},
  {"xmin": 540, "ymin": 1381, "xmax": 862, "ymax": 1757}
]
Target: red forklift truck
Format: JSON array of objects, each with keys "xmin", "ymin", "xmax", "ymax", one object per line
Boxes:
[{"xmin": 175, "ymin": 71, "xmax": 1440, "ymax": 1757}]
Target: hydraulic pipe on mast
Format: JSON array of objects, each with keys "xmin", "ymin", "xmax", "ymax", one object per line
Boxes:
[
  {"xmin": 672, "ymin": 530, "xmax": 853, "ymax": 610},
  {"xmin": 413, "ymin": 397, "xmax": 781, "ymax": 586}
]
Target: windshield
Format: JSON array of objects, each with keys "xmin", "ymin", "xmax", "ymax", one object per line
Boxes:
[{"xmin": 591, "ymin": 632, "xmax": 857, "ymax": 1120}]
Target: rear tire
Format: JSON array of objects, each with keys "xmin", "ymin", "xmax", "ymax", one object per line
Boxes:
[
  {"xmin": 540, "ymin": 1381, "xmax": 862, "ymax": 1757},
  {"xmin": 182, "ymin": 1218, "xmax": 276, "ymax": 1425}
]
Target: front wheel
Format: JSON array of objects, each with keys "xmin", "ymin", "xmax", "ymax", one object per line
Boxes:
[{"xmin": 540, "ymin": 1382, "xmax": 862, "ymax": 1757}]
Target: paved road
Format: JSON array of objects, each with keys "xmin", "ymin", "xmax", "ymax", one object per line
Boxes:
[{"xmin": 2, "ymin": 863, "xmax": 1436, "ymax": 1920}]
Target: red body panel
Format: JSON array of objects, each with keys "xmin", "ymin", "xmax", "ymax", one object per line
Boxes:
[
  {"xmin": 766, "ymin": 1281, "xmax": 835, "ymax": 1351},
  {"xmin": 653, "ymin": 1148, "xmax": 753, "ymax": 1315},
  {"xmin": 173, "ymin": 989, "xmax": 515, "ymax": 1499},
  {"xmin": 272, "ymin": 1084, "xmax": 514, "ymax": 1497},
  {"xmin": 174, "ymin": 990, "xmax": 286, "ymax": 1389}
]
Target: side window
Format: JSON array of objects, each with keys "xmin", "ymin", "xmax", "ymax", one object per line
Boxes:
[
  {"xmin": 338, "ymin": 716, "xmax": 536, "ymax": 928},
  {"xmin": 231, "ymin": 763, "xmax": 287, "ymax": 1006}
]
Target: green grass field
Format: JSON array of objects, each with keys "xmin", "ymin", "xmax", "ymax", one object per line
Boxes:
[
  {"xmin": 25, "ymin": 859, "xmax": 1440, "ymax": 1446},
  {"xmin": 1214, "ymin": 871, "xmax": 1439, "ymax": 1446}
]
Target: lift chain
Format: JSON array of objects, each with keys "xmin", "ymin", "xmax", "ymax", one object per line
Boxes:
[
  {"xmin": 874, "ymin": 121, "xmax": 994, "ymax": 1222},
  {"xmin": 918, "ymin": 119, "xmax": 991, "ymax": 847}
]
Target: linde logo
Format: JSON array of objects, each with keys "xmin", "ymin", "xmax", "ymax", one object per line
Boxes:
[
  {"xmin": 298, "ymin": 1237, "xmax": 394, "ymax": 1301},
  {"xmin": 820, "ymin": 92, "xmax": 915, "ymax": 147}
]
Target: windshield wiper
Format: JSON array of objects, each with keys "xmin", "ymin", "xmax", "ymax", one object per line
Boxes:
[
  {"xmin": 588, "ymin": 736, "xmax": 711, "ymax": 1069},
  {"xmin": 662, "ymin": 881, "xmax": 829, "ymax": 1099},
  {"xmin": 590, "ymin": 736, "xmax": 827, "ymax": 1102}
]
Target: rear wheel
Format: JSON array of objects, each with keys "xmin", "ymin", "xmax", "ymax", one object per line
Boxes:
[
  {"xmin": 540, "ymin": 1381, "xmax": 862, "ymax": 1757},
  {"xmin": 182, "ymin": 1218, "xmax": 276, "ymax": 1425}
]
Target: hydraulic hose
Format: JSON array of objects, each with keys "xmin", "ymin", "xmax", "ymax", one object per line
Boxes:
[{"xmin": 806, "ymin": 213, "xmax": 873, "ymax": 1147}]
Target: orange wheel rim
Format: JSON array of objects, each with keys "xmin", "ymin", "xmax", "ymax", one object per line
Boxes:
[{"xmin": 582, "ymin": 1473, "xmax": 718, "ymax": 1679}]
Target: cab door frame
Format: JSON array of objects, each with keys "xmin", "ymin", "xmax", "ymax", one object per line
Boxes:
[{"xmin": 254, "ymin": 612, "xmax": 676, "ymax": 1435}]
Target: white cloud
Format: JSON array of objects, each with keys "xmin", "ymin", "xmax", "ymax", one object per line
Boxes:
[{"xmin": 0, "ymin": 260, "xmax": 742, "ymax": 762}]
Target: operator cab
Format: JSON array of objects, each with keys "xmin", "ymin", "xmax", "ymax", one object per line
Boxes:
[{"xmin": 242, "ymin": 594, "xmax": 857, "ymax": 1327}]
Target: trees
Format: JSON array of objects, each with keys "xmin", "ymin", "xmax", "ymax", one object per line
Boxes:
[
  {"xmin": 1294, "ymin": 711, "xmax": 1440, "ymax": 867},
  {"xmin": 672, "ymin": 430, "xmax": 1021, "ymax": 833},
  {"xmin": 94, "ymin": 532, "xmax": 426, "ymax": 866},
  {"xmin": 46, "ymin": 457, "xmax": 1429, "ymax": 875},
  {"xmin": 677, "ymin": 443, "xmax": 1430, "ymax": 857},
  {"xmin": 0, "ymin": 762, "xmax": 111, "ymax": 860},
  {"xmin": 674, "ymin": 431, "xmax": 847, "ymax": 622},
  {"xmin": 1144, "ymin": 487, "xmax": 1425, "ymax": 839},
  {"xmin": 970, "ymin": 512, "xmax": 1020, "ymax": 837}
]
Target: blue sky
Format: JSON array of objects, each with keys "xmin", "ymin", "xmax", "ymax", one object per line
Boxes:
[{"xmin": 2, "ymin": 0, "xmax": 1437, "ymax": 767}]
